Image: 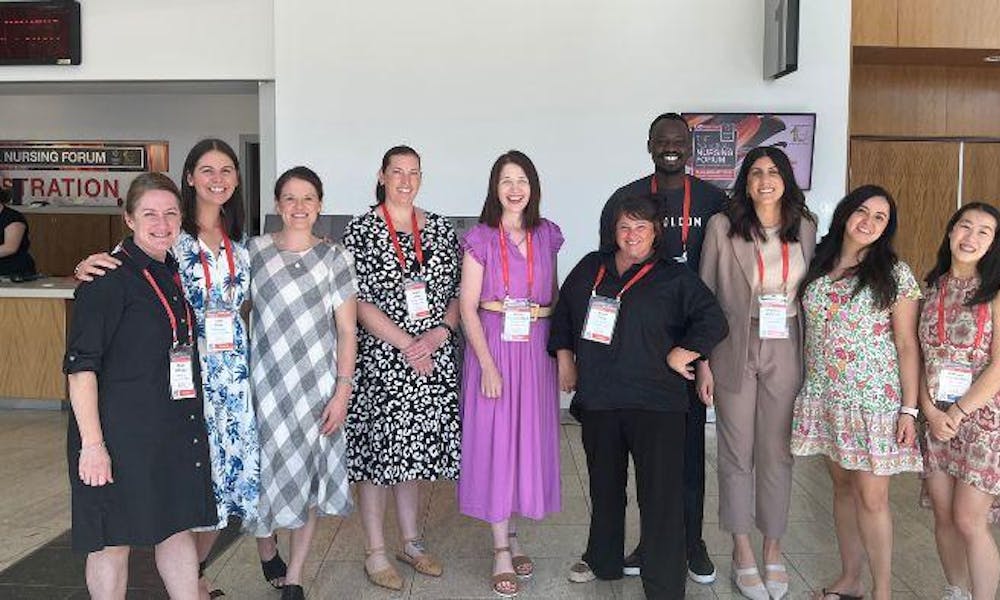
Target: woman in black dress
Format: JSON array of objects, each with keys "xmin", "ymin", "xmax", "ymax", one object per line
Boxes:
[
  {"xmin": 0, "ymin": 189, "xmax": 36, "ymax": 277},
  {"xmin": 65, "ymin": 173, "xmax": 216, "ymax": 599}
]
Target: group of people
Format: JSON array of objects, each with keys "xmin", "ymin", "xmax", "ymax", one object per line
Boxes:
[{"xmin": 61, "ymin": 111, "xmax": 999, "ymax": 600}]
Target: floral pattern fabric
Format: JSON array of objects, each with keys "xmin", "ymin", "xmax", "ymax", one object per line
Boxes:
[
  {"xmin": 791, "ymin": 262, "xmax": 924, "ymax": 475},
  {"xmin": 918, "ymin": 274, "xmax": 1000, "ymax": 522},
  {"xmin": 342, "ymin": 210, "xmax": 462, "ymax": 486},
  {"xmin": 174, "ymin": 231, "xmax": 260, "ymax": 528}
]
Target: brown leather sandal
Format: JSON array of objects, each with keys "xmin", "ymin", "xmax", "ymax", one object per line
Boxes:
[
  {"xmin": 396, "ymin": 537, "xmax": 443, "ymax": 577},
  {"xmin": 492, "ymin": 546, "xmax": 519, "ymax": 598},
  {"xmin": 364, "ymin": 546, "xmax": 403, "ymax": 591},
  {"xmin": 508, "ymin": 531, "xmax": 533, "ymax": 579}
]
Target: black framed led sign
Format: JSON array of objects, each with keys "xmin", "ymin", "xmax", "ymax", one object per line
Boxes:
[{"xmin": 0, "ymin": 1, "xmax": 81, "ymax": 65}]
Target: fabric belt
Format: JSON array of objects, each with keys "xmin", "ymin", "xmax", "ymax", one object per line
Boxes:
[{"xmin": 479, "ymin": 300, "xmax": 553, "ymax": 320}]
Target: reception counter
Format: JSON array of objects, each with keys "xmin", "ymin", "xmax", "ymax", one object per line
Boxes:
[
  {"xmin": 0, "ymin": 277, "xmax": 77, "ymax": 406},
  {"xmin": 14, "ymin": 205, "xmax": 126, "ymax": 277}
]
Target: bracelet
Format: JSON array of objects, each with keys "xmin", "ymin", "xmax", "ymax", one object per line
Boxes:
[
  {"xmin": 79, "ymin": 441, "xmax": 105, "ymax": 454},
  {"xmin": 955, "ymin": 401, "xmax": 970, "ymax": 417},
  {"xmin": 335, "ymin": 375, "xmax": 353, "ymax": 387},
  {"xmin": 898, "ymin": 406, "xmax": 919, "ymax": 419}
]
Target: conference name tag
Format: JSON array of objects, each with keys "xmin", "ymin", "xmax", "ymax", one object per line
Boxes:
[
  {"xmin": 169, "ymin": 346, "xmax": 197, "ymax": 400},
  {"xmin": 581, "ymin": 296, "xmax": 620, "ymax": 345},
  {"xmin": 404, "ymin": 278, "xmax": 431, "ymax": 320},
  {"xmin": 937, "ymin": 362, "xmax": 973, "ymax": 404},
  {"xmin": 502, "ymin": 298, "xmax": 531, "ymax": 342},
  {"xmin": 758, "ymin": 294, "xmax": 789, "ymax": 339},
  {"xmin": 204, "ymin": 310, "xmax": 235, "ymax": 353}
]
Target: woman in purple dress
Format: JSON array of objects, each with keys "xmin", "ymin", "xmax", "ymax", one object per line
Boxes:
[{"xmin": 458, "ymin": 150, "xmax": 563, "ymax": 598}]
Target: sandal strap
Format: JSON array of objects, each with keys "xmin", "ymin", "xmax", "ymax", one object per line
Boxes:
[
  {"xmin": 507, "ymin": 531, "xmax": 518, "ymax": 538},
  {"xmin": 365, "ymin": 545, "xmax": 387, "ymax": 557},
  {"xmin": 733, "ymin": 565, "xmax": 761, "ymax": 577},
  {"xmin": 494, "ymin": 546, "xmax": 512, "ymax": 555},
  {"xmin": 764, "ymin": 563, "xmax": 786, "ymax": 572}
]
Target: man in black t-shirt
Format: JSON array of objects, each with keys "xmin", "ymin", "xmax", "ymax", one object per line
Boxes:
[{"xmin": 598, "ymin": 112, "xmax": 726, "ymax": 586}]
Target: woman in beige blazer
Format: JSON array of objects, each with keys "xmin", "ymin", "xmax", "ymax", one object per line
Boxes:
[{"xmin": 698, "ymin": 146, "xmax": 817, "ymax": 600}]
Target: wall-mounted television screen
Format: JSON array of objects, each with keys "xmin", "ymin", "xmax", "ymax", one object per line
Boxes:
[{"xmin": 682, "ymin": 112, "xmax": 816, "ymax": 190}]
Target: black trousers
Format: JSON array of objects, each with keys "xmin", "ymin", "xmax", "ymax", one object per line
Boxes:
[
  {"xmin": 683, "ymin": 381, "xmax": 706, "ymax": 551},
  {"xmin": 579, "ymin": 409, "xmax": 687, "ymax": 600}
]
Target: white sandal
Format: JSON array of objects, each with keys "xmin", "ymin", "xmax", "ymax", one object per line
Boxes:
[
  {"xmin": 764, "ymin": 563, "xmax": 789, "ymax": 600},
  {"xmin": 731, "ymin": 561, "xmax": 769, "ymax": 600}
]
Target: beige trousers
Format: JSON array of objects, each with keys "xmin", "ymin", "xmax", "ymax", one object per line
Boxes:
[{"xmin": 715, "ymin": 318, "xmax": 801, "ymax": 538}]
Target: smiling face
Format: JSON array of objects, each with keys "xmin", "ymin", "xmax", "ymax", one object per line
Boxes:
[
  {"xmin": 647, "ymin": 119, "xmax": 691, "ymax": 175},
  {"xmin": 844, "ymin": 195, "xmax": 891, "ymax": 249},
  {"xmin": 496, "ymin": 162, "xmax": 530, "ymax": 218},
  {"xmin": 125, "ymin": 189, "xmax": 182, "ymax": 260},
  {"xmin": 185, "ymin": 149, "xmax": 238, "ymax": 209},
  {"xmin": 275, "ymin": 177, "xmax": 321, "ymax": 232},
  {"xmin": 949, "ymin": 208, "xmax": 997, "ymax": 267},
  {"xmin": 379, "ymin": 153, "xmax": 421, "ymax": 208},
  {"xmin": 615, "ymin": 213, "xmax": 657, "ymax": 264},
  {"xmin": 746, "ymin": 156, "xmax": 785, "ymax": 212}
]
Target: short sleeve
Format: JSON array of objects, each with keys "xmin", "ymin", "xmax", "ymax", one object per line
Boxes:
[
  {"xmin": 894, "ymin": 262, "xmax": 922, "ymax": 303},
  {"xmin": 461, "ymin": 224, "xmax": 489, "ymax": 265},
  {"xmin": 341, "ymin": 215, "xmax": 374, "ymax": 303},
  {"xmin": 328, "ymin": 243, "xmax": 358, "ymax": 310},
  {"xmin": 64, "ymin": 276, "xmax": 126, "ymax": 374},
  {"xmin": 544, "ymin": 219, "xmax": 565, "ymax": 254}
]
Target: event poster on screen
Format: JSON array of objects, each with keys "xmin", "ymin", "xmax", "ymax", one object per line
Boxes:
[{"xmin": 682, "ymin": 113, "xmax": 816, "ymax": 190}]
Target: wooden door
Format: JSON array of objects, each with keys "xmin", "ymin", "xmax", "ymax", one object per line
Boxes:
[
  {"xmin": 962, "ymin": 142, "xmax": 1000, "ymax": 206},
  {"xmin": 849, "ymin": 140, "xmax": 959, "ymax": 281}
]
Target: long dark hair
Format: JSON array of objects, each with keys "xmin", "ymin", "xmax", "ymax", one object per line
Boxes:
[
  {"xmin": 925, "ymin": 202, "xmax": 1000, "ymax": 306},
  {"xmin": 726, "ymin": 146, "xmax": 813, "ymax": 242},
  {"xmin": 180, "ymin": 139, "xmax": 244, "ymax": 240},
  {"xmin": 374, "ymin": 145, "xmax": 421, "ymax": 205},
  {"xmin": 479, "ymin": 150, "xmax": 541, "ymax": 229},
  {"xmin": 798, "ymin": 185, "xmax": 900, "ymax": 311}
]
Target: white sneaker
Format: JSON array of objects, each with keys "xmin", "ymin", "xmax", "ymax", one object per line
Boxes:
[{"xmin": 942, "ymin": 584, "xmax": 971, "ymax": 600}]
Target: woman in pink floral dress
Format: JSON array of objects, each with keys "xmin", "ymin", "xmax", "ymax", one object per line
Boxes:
[
  {"xmin": 918, "ymin": 202, "xmax": 1000, "ymax": 600},
  {"xmin": 791, "ymin": 186, "xmax": 923, "ymax": 600}
]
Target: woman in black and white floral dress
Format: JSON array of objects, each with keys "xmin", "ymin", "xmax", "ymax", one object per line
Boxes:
[{"xmin": 342, "ymin": 145, "xmax": 461, "ymax": 591}]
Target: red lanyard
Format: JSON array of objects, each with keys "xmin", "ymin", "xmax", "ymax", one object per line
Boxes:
[
  {"xmin": 122, "ymin": 248, "xmax": 193, "ymax": 347},
  {"xmin": 498, "ymin": 222, "xmax": 533, "ymax": 300},
  {"xmin": 198, "ymin": 230, "xmax": 236, "ymax": 302},
  {"xmin": 754, "ymin": 241, "xmax": 789, "ymax": 289},
  {"xmin": 937, "ymin": 277, "xmax": 989, "ymax": 351},
  {"xmin": 592, "ymin": 261, "xmax": 656, "ymax": 300},
  {"xmin": 381, "ymin": 203, "xmax": 424, "ymax": 272},
  {"xmin": 650, "ymin": 174, "xmax": 691, "ymax": 251}
]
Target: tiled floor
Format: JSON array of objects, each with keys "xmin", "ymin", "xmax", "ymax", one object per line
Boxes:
[{"xmin": 1, "ymin": 409, "xmax": 997, "ymax": 599}]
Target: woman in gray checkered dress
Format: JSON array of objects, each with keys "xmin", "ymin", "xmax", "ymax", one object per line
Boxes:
[{"xmin": 248, "ymin": 167, "xmax": 358, "ymax": 600}]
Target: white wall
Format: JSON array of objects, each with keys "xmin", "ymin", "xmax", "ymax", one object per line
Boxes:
[
  {"xmin": 0, "ymin": 0, "xmax": 274, "ymax": 81},
  {"xmin": 273, "ymin": 0, "xmax": 851, "ymax": 271},
  {"xmin": 0, "ymin": 93, "xmax": 259, "ymax": 184}
]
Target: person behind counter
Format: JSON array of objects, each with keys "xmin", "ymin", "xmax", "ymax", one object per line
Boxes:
[
  {"xmin": 248, "ymin": 167, "xmax": 358, "ymax": 600},
  {"xmin": 550, "ymin": 195, "xmax": 728, "ymax": 599},
  {"xmin": 64, "ymin": 172, "xmax": 216, "ymax": 599},
  {"xmin": 918, "ymin": 203, "xmax": 1000, "ymax": 600},
  {"xmin": 697, "ymin": 146, "xmax": 816, "ymax": 600},
  {"xmin": 0, "ymin": 186, "xmax": 37, "ymax": 277}
]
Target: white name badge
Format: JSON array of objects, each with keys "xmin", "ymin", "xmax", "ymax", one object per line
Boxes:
[
  {"xmin": 404, "ymin": 278, "xmax": 431, "ymax": 320},
  {"xmin": 937, "ymin": 362, "xmax": 974, "ymax": 404},
  {"xmin": 204, "ymin": 309, "xmax": 235, "ymax": 353},
  {"xmin": 502, "ymin": 298, "xmax": 532, "ymax": 342},
  {"xmin": 582, "ymin": 295, "xmax": 620, "ymax": 345},
  {"xmin": 758, "ymin": 294, "xmax": 790, "ymax": 339},
  {"xmin": 169, "ymin": 346, "xmax": 197, "ymax": 400}
]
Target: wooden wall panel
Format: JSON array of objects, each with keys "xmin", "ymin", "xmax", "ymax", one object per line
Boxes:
[
  {"xmin": 898, "ymin": 0, "xmax": 1000, "ymax": 49},
  {"xmin": 853, "ymin": 0, "xmax": 898, "ymax": 46},
  {"xmin": 946, "ymin": 67, "xmax": 1000, "ymax": 137},
  {"xmin": 850, "ymin": 65, "xmax": 948, "ymax": 136},
  {"xmin": 963, "ymin": 142, "xmax": 1000, "ymax": 204},
  {"xmin": 0, "ymin": 298, "xmax": 67, "ymax": 400},
  {"xmin": 849, "ymin": 140, "xmax": 959, "ymax": 279},
  {"xmin": 109, "ymin": 213, "xmax": 130, "ymax": 248},
  {"xmin": 25, "ymin": 214, "xmax": 111, "ymax": 277}
]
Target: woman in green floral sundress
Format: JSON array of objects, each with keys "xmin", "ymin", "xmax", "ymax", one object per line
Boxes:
[{"xmin": 791, "ymin": 185, "xmax": 922, "ymax": 600}]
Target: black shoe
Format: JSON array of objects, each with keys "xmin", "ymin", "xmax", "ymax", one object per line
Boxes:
[
  {"xmin": 687, "ymin": 540, "xmax": 716, "ymax": 584},
  {"xmin": 622, "ymin": 549, "xmax": 641, "ymax": 576},
  {"xmin": 280, "ymin": 584, "xmax": 305, "ymax": 600}
]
